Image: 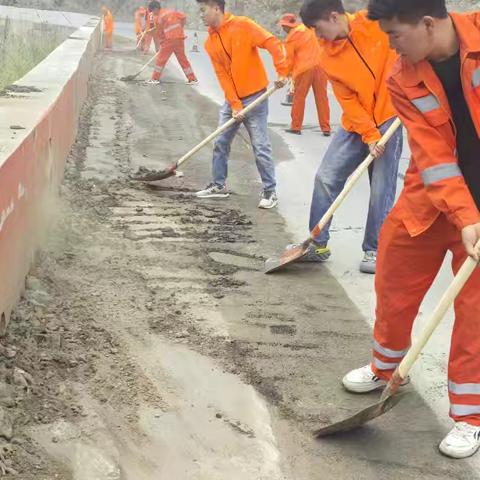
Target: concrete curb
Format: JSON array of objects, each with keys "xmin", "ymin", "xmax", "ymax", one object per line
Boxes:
[{"xmin": 0, "ymin": 13, "xmax": 100, "ymax": 334}]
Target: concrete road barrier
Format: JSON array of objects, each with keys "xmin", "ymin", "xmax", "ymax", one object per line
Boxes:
[{"xmin": 0, "ymin": 12, "xmax": 100, "ymax": 334}]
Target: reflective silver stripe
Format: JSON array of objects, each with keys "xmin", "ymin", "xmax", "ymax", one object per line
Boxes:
[
  {"xmin": 450, "ymin": 404, "xmax": 480, "ymax": 416},
  {"xmin": 421, "ymin": 163, "xmax": 462, "ymax": 186},
  {"xmin": 373, "ymin": 340, "xmax": 408, "ymax": 359},
  {"xmin": 472, "ymin": 68, "xmax": 480, "ymax": 88},
  {"xmin": 449, "ymin": 381, "xmax": 480, "ymax": 395},
  {"xmin": 373, "ymin": 358, "xmax": 399, "ymax": 370},
  {"xmin": 412, "ymin": 94, "xmax": 440, "ymax": 113},
  {"xmin": 154, "ymin": 66, "xmax": 164, "ymax": 73},
  {"xmin": 164, "ymin": 23, "xmax": 181, "ymax": 33},
  {"xmin": 183, "ymin": 67, "xmax": 193, "ymax": 75}
]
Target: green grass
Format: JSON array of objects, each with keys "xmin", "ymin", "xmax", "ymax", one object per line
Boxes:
[{"xmin": 0, "ymin": 17, "xmax": 69, "ymax": 90}]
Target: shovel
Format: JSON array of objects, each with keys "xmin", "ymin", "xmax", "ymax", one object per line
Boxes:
[
  {"xmin": 264, "ymin": 118, "xmax": 402, "ymax": 274},
  {"xmin": 314, "ymin": 241, "xmax": 480, "ymax": 437},
  {"xmin": 131, "ymin": 85, "xmax": 279, "ymax": 182},
  {"xmin": 120, "ymin": 48, "xmax": 162, "ymax": 82}
]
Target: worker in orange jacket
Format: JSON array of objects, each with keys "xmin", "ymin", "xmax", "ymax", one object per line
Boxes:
[
  {"xmin": 343, "ymin": 0, "xmax": 480, "ymax": 460},
  {"xmin": 195, "ymin": 0, "xmax": 288, "ymax": 209},
  {"xmin": 134, "ymin": 6, "xmax": 148, "ymax": 51},
  {"xmin": 297, "ymin": 0, "xmax": 403, "ymax": 274},
  {"xmin": 149, "ymin": 7, "xmax": 198, "ymax": 85},
  {"xmin": 101, "ymin": 6, "xmax": 114, "ymax": 50},
  {"xmin": 143, "ymin": 1, "xmax": 163, "ymax": 54},
  {"xmin": 278, "ymin": 13, "xmax": 331, "ymax": 136}
]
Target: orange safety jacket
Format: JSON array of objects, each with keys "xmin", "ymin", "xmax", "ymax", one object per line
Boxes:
[
  {"xmin": 387, "ymin": 12, "xmax": 480, "ymax": 236},
  {"xmin": 103, "ymin": 9, "xmax": 114, "ymax": 34},
  {"xmin": 285, "ymin": 24, "xmax": 321, "ymax": 79},
  {"xmin": 160, "ymin": 10, "xmax": 187, "ymax": 40},
  {"xmin": 205, "ymin": 13, "xmax": 288, "ymax": 111},
  {"xmin": 135, "ymin": 7, "xmax": 147, "ymax": 35},
  {"xmin": 319, "ymin": 10, "xmax": 396, "ymax": 144}
]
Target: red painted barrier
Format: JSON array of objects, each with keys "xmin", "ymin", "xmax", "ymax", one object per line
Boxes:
[{"xmin": 0, "ymin": 19, "xmax": 100, "ymax": 334}]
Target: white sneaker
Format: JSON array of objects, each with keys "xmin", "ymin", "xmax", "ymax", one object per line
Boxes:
[
  {"xmin": 196, "ymin": 183, "xmax": 230, "ymax": 199},
  {"xmin": 343, "ymin": 364, "xmax": 387, "ymax": 393},
  {"xmin": 439, "ymin": 422, "xmax": 480, "ymax": 459},
  {"xmin": 147, "ymin": 79, "xmax": 161, "ymax": 85},
  {"xmin": 258, "ymin": 191, "xmax": 277, "ymax": 209},
  {"xmin": 186, "ymin": 79, "xmax": 199, "ymax": 86},
  {"xmin": 360, "ymin": 250, "xmax": 377, "ymax": 274}
]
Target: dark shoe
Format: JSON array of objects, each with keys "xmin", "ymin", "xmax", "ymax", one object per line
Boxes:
[
  {"xmin": 322, "ymin": 131, "xmax": 332, "ymax": 137},
  {"xmin": 285, "ymin": 129, "xmax": 301, "ymax": 135}
]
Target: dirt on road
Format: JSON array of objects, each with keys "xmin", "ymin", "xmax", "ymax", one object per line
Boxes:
[{"xmin": 0, "ymin": 44, "xmax": 477, "ymax": 479}]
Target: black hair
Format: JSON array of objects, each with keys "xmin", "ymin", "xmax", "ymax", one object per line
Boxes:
[
  {"xmin": 367, "ymin": 0, "xmax": 448, "ymax": 23},
  {"xmin": 300, "ymin": 0, "xmax": 345, "ymax": 27},
  {"xmin": 148, "ymin": 1, "xmax": 161, "ymax": 11},
  {"xmin": 196, "ymin": 0, "xmax": 226, "ymax": 13}
]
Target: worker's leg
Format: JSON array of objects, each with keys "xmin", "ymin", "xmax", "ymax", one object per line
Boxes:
[
  {"xmin": 243, "ymin": 91, "xmax": 276, "ymax": 192},
  {"xmin": 290, "ymin": 69, "xmax": 313, "ymax": 132},
  {"xmin": 152, "ymin": 41, "xmax": 174, "ymax": 81},
  {"xmin": 105, "ymin": 32, "xmax": 113, "ymax": 49},
  {"xmin": 311, "ymin": 66, "xmax": 331, "ymax": 134},
  {"xmin": 448, "ymin": 226, "xmax": 480, "ymax": 426},
  {"xmin": 363, "ymin": 118, "xmax": 403, "ymax": 253},
  {"xmin": 309, "ymin": 128, "xmax": 368, "ymax": 245},
  {"xmin": 211, "ymin": 102, "xmax": 241, "ymax": 187},
  {"xmin": 143, "ymin": 33, "xmax": 152, "ymax": 54},
  {"xmin": 371, "ymin": 213, "xmax": 447, "ymax": 379},
  {"xmin": 173, "ymin": 39, "xmax": 197, "ymax": 82}
]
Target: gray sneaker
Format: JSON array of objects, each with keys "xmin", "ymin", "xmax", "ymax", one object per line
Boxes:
[
  {"xmin": 258, "ymin": 191, "xmax": 278, "ymax": 209},
  {"xmin": 287, "ymin": 243, "xmax": 331, "ymax": 263},
  {"xmin": 360, "ymin": 251, "xmax": 377, "ymax": 274},
  {"xmin": 196, "ymin": 183, "xmax": 230, "ymax": 198}
]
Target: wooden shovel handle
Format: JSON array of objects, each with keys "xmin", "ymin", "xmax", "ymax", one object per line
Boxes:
[
  {"xmin": 310, "ymin": 117, "xmax": 402, "ymax": 240},
  {"xmin": 176, "ymin": 86, "xmax": 279, "ymax": 169},
  {"xmin": 398, "ymin": 241, "xmax": 480, "ymax": 378}
]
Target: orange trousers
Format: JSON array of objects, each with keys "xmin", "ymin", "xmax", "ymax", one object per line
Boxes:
[
  {"xmin": 152, "ymin": 38, "xmax": 197, "ymax": 82},
  {"xmin": 372, "ymin": 211, "xmax": 480, "ymax": 425},
  {"xmin": 104, "ymin": 31, "xmax": 113, "ymax": 49},
  {"xmin": 143, "ymin": 31, "xmax": 161, "ymax": 53},
  {"xmin": 291, "ymin": 66, "xmax": 330, "ymax": 133}
]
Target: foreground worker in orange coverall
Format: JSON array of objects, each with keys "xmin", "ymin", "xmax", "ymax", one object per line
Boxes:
[
  {"xmin": 148, "ymin": 5, "xmax": 198, "ymax": 85},
  {"xmin": 134, "ymin": 6, "xmax": 148, "ymax": 51},
  {"xmin": 194, "ymin": 0, "xmax": 288, "ymax": 209},
  {"xmin": 101, "ymin": 6, "xmax": 114, "ymax": 50},
  {"xmin": 340, "ymin": 0, "xmax": 480, "ymax": 460},
  {"xmin": 278, "ymin": 13, "xmax": 331, "ymax": 136}
]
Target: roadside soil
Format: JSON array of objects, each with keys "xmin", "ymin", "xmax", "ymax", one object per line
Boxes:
[{"xmin": 0, "ymin": 41, "xmax": 477, "ymax": 479}]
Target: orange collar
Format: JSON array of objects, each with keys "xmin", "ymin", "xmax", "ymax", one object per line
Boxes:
[{"xmin": 209, "ymin": 12, "xmax": 235, "ymax": 34}]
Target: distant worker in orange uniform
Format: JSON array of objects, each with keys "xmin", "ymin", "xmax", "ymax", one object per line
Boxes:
[
  {"xmin": 342, "ymin": 0, "xmax": 480, "ymax": 460},
  {"xmin": 143, "ymin": 1, "xmax": 163, "ymax": 54},
  {"xmin": 278, "ymin": 13, "xmax": 331, "ymax": 137},
  {"xmin": 149, "ymin": 4, "xmax": 198, "ymax": 85},
  {"xmin": 134, "ymin": 6, "xmax": 148, "ymax": 51},
  {"xmin": 101, "ymin": 6, "xmax": 114, "ymax": 50}
]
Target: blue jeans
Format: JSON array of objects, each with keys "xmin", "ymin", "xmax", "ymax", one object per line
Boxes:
[
  {"xmin": 309, "ymin": 118, "xmax": 403, "ymax": 252},
  {"xmin": 212, "ymin": 89, "xmax": 276, "ymax": 192}
]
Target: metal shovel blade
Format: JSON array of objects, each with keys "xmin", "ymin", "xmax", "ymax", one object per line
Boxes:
[
  {"xmin": 264, "ymin": 242, "xmax": 310, "ymax": 274},
  {"xmin": 313, "ymin": 391, "xmax": 409, "ymax": 438},
  {"xmin": 130, "ymin": 165, "xmax": 177, "ymax": 182}
]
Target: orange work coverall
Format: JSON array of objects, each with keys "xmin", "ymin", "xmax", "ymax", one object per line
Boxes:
[
  {"xmin": 152, "ymin": 10, "xmax": 197, "ymax": 82},
  {"xmin": 143, "ymin": 9, "xmax": 163, "ymax": 53},
  {"xmin": 134, "ymin": 6, "xmax": 147, "ymax": 50},
  {"xmin": 102, "ymin": 7, "xmax": 114, "ymax": 49},
  {"xmin": 372, "ymin": 12, "xmax": 480, "ymax": 426},
  {"xmin": 285, "ymin": 24, "xmax": 330, "ymax": 134}
]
